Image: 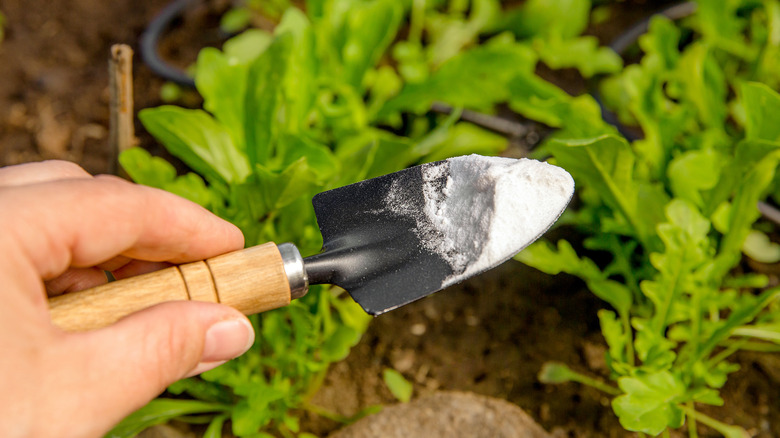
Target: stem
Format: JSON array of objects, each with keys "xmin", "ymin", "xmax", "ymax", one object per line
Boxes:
[
  {"xmin": 302, "ymin": 368, "xmax": 329, "ymax": 403},
  {"xmin": 678, "ymin": 405, "xmax": 749, "ymax": 438},
  {"xmin": 408, "ymin": 0, "xmax": 425, "ymax": 45},
  {"xmin": 733, "ymin": 326, "xmax": 780, "ymax": 343},
  {"xmin": 620, "ymin": 311, "xmax": 635, "ymax": 366},
  {"xmin": 719, "ymin": 339, "xmax": 780, "ymax": 353},
  {"xmin": 303, "ymin": 402, "xmax": 351, "ymax": 423},
  {"xmin": 568, "ymin": 371, "xmax": 622, "ymax": 396},
  {"xmin": 653, "ymin": 253, "xmax": 685, "ymax": 336},
  {"xmin": 685, "ymin": 287, "xmax": 704, "ymax": 377},
  {"xmin": 686, "ymin": 401, "xmax": 698, "ymax": 438},
  {"xmin": 303, "ymin": 402, "xmax": 383, "ymax": 425},
  {"xmin": 707, "ymin": 339, "xmax": 747, "ymax": 369}
]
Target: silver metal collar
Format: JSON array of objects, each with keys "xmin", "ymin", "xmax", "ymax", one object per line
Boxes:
[{"xmin": 278, "ymin": 243, "xmax": 309, "ymax": 300}]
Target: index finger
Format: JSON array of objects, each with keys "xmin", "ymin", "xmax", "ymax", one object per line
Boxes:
[{"xmin": 0, "ymin": 175, "xmax": 245, "ymax": 280}]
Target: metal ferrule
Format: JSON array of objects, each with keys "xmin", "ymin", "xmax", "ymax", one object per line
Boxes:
[{"xmin": 278, "ymin": 243, "xmax": 309, "ymax": 300}]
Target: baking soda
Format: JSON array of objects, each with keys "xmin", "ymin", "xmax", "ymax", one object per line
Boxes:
[{"xmin": 385, "ymin": 155, "xmax": 574, "ymax": 287}]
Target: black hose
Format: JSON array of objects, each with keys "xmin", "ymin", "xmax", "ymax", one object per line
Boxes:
[
  {"xmin": 137, "ymin": 0, "xmax": 536, "ymax": 140},
  {"xmin": 139, "ymin": 0, "xmax": 198, "ymax": 88},
  {"xmin": 608, "ymin": 2, "xmax": 697, "ymax": 54}
]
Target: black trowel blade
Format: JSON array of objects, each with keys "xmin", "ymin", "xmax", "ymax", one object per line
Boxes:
[
  {"xmin": 303, "ymin": 156, "xmax": 574, "ymax": 316},
  {"xmin": 306, "ymin": 163, "xmax": 454, "ymax": 315}
]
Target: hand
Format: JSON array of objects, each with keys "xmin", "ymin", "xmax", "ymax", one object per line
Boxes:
[{"xmin": 0, "ymin": 160, "xmax": 255, "ymax": 437}]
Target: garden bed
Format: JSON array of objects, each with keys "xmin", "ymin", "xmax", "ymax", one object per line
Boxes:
[{"xmin": 1, "ymin": 1, "xmax": 779, "ymax": 437}]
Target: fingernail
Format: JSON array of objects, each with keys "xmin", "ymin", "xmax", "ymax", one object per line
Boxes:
[
  {"xmin": 201, "ymin": 318, "xmax": 255, "ymax": 363},
  {"xmin": 185, "ymin": 360, "xmax": 228, "ymax": 378}
]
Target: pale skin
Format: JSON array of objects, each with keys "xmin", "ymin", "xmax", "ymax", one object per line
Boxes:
[{"xmin": 0, "ymin": 160, "xmax": 256, "ymax": 437}]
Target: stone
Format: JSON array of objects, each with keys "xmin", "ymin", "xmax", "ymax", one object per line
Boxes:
[{"xmin": 329, "ymin": 391, "xmax": 551, "ymax": 438}]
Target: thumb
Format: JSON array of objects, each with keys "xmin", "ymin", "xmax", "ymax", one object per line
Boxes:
[{"xmin": 56, "ymin": 301, "xmax": 254, "ymax": 436}]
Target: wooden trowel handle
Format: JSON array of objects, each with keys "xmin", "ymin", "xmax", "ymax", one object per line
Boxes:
[{"xmin": 49, "ymin": 243, "xmax": 308, "ymax": 332}]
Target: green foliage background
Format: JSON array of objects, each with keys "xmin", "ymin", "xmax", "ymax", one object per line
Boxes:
[{"xmin": 111, "ymin": 0, "xmax": 780, "ymax": 437}]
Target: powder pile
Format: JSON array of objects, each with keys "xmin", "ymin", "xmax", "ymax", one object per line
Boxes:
[{"xmin": 384, "ymin": 154, "xmax": 574, "ymax": 287}]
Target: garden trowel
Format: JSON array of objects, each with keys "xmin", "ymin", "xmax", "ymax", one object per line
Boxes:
[{"xmin": 49, "ymin": 155, "xmax": 574, "ymax": 331}]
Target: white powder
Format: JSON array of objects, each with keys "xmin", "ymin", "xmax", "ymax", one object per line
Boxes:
[{"xmin": 385, "ymin": 154, "xmax": 574, "ymax": 287}]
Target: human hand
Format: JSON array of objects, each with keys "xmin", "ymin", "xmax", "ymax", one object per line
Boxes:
[{"xmin": 0, "ymin": 161, "xmax": 255, "ymax": 437}]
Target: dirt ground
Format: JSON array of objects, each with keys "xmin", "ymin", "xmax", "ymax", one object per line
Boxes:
[{"xmin": 1, "ymin": 0, "xmax": 778, "ymax": 436}]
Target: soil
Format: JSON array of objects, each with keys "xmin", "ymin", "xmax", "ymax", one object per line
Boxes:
[{"xmin": 1, "ymin": 1, "xmax": 778, "ymax": 437}]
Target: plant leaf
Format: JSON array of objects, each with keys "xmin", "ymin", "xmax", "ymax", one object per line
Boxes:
[
  {"xmin": 742, "ymin": 81, "xmax": 780, "ymax": 142},
  {"xmin": 341, "ymin": 0, "xmax": 403, "ymax": 89},
  {"xmin": 492, "ymin": 0, "xmax": 590, "ymax": 39},
  {"xmin": 612, "ymin": 371, "xmax": 686, "ymax": 435},
  {"xmin": 106, "ymin": 399, "xmax": 229, "ymax": 438},
  {"xmin": 244, "ymin": 34, "xmax": 293, "ymax": 166},
  {"xmin": 383, "ymin": 368, "xmax": 413, "ymax": 402},
  {"xmin": 203, "ymin": 414, "xmax": 229, "ymax": 438},
  {"xmin": 534, "ymin": 36, "xmax": 622, "ymax": 78},
  {"xmin": 380, "ymin": 34, "xmax": 536, "ymax": 115},
  {"xmin": 139, "ymin": 106, "xmax": 250, "ymax": 184},
  {"xmin": 547, "ymin": 135, "xmax": 667, "ymax": 250}
]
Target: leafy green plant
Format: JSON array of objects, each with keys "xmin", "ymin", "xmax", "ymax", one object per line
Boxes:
[
  {"xmin": 115, "ymin": 0, "xmax": 775, "ymax": 435},
  {"xmin": 519, "ymin": 2, "xmax": 780, "ymax": 436},
  {"xmin": 110, "ymin": 0, "xmax": 578, "ymax": 434}
]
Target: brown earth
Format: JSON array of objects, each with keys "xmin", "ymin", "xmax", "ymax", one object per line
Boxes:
[{"xmin": 1, "ymin": 0, "xmax": 778, "ymax": 437}]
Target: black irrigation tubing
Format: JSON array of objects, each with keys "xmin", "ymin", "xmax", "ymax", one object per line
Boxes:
[
  {"xmin": 137, "ymin": 0, "xmax": 534, "ymax": 139},
  {"xmin": 139, "ymin": 0, "xmax": 199, "ymax": 88},
  {"xmin": 138, "ymin": 0, "xmax": 780, "ymax": 225}
]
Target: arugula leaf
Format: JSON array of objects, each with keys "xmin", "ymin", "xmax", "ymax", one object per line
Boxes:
[
  {"xmin": 517, "ymin": 240, "xmax": 631, "ymax": 315},
  {"xmin": 341, "ymin": 0, "xmax": 403, "ymax": 89},
  {"xmin": 667, "ymin": 149, "xmax": 727, "ymax": 208},
  {"xmin": 491, "ymin": 0, "xmax": 590, "ymax": 39},
  {"xmin": 204, "ymin": 415, "xmax": 229, "ymax": 438},
  {"xmin": 692, "ymin": 288, "xmax": 780, "ymax": 363},
  {"xmin": 599, "ymin": 310, "xmax": 629, "ymax": 368},
  {"xmin": 612, "ymin": 371, "xmax": 685, "ymax": 435},
  {"xmin": 534, "ymin": 36, "xmax": 623, "ymax": 78},
  {"xmin": 119, "ymin": 143, "xmax": 224, "ymax": 210},
  {"xmin": 276, "ymin": 8, "xmax": 319, "ymax": 133},
  {"xmin": 195, "ymin": 49, "xmax": 250, "ymax": 150},
  {"xmin": 742, "ymin": 81, "xmax": 780, "ymax": 142},
  {"xmin": 223, "ymin": 29, "xmax": 273, "ymax": 63},
  {"xmin": 244, "ymin": 34, "xmax": 294, "ymax": 166},
  {"xmin": 642, "ymin": 199, "xmax": 711, "ymax": 337},
  {"xmin": 139, "ymin": 107, "xmax": 251, "ymax": 184},
  {"xmin": 507, "ymin": 72, "xmax": 609, "ymax": 135},
  {"xmin": 425, "ymin": 0, "xmax": 500, "ymax": 67},
  {"xmin": 106, "ymin": 399, "xmax": 230, "ymax": 438},
  {"xmin": 742, "ymin": 230, "xmax": 780, "ymax": 263},
  {"xmin": 421, "ymin": 122, "xmax": 507, "ymax": 162},
  {"xmin": 380, "ymin": 34, "xmax": 537, "ymax": 115},
  {"xmin": 547, "ymin": 135, "xmax": 667, "ymax": 250}
]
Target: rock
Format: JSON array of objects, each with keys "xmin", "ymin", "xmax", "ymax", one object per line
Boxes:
[
  {"xmin": 137, "ymin": 424, "xmax": 195, "ymax": 438},
  {"xmin": 329, "ymin": 391, "xmax": 551, "ymax": 438}
]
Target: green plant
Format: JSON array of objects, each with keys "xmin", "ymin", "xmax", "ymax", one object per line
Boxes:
[
  {"xmin": 110, "ymin": 0, "xmax": 567, "ymax": 434},
  {"xmin": 111, "ymin": 0, "xmax": 714, "ymax": 435},
  {"xmin": 518, "ymin": 1, "xmax": 780, "ymax": 436}
]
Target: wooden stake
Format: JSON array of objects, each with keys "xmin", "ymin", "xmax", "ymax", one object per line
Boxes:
[{"xmin": 108, "ymin": 44, "xmax": 137, "ymax": 175}]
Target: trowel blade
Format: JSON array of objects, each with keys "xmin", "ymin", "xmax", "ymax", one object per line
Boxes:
[{"xmin": 303, "ymin": 155, "xmax": 574, "ymax": 315}]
